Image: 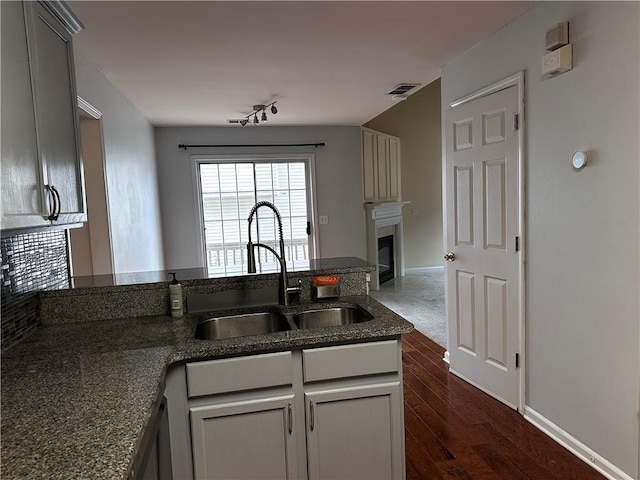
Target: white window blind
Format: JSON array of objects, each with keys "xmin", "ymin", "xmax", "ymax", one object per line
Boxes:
[{"xmin": 199, "ymin": 161, "xmax": 310, "ymax": 276}]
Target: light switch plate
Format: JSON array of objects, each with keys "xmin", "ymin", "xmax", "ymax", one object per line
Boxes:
[{"xmin": 319, "ymin": 215, "xmax": 329, "ymax": 225}]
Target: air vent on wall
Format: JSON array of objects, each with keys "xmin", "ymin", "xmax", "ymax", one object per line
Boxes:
[{"xmin": 386, "ymin": 83, "xmax": 421, "ymax": 96}]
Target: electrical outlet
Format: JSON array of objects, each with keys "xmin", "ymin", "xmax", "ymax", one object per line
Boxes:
[
  {"xmin": 411, "ymin": 208, "xmax": 418, "ymax": 217},
  {"xmin": 319, "ymin": 215, "xmax": 329, "ymax": 225}
]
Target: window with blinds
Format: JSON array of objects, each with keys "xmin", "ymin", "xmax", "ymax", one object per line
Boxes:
[{"xmin": 199, "ymin": 161, "xmax": 311, "ymax": 276}]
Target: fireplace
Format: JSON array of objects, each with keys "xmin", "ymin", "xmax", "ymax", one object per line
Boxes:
[
  {"xmin": 378, "ymin": 235, "xmax": 395, "ymax": 285},
  {"xmin": 365, "ymin": 201, "xmax": 409, "ymax": 291}
]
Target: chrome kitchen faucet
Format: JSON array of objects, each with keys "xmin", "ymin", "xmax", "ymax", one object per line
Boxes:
[{"xmin": 246, "ymin": 201, "xmax": 301, "ymax": 306}]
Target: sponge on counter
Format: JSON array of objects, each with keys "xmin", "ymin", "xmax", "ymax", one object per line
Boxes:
[
  {"xmin": 311, "ymin": 275, "xmax": 340, "ymax": 300},
  {"xmin": 312, "ymin": 275, "xmax": 340, "ymax": 286}
]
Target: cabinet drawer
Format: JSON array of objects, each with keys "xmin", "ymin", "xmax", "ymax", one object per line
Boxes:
[
  {"xmin": 302, "ymin": 340, "xmax": 399, "ymax": 383},
  {"xmin": 186, "ymin": 352, "xmax": 293, "ymax": 398}
]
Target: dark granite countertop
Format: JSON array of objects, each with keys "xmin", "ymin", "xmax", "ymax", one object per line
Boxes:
[
  {"xmin": 1, "ymin": 295, "xmax": 412, "ymax": 480},
  {"xmin": 68, "ymin": 256, "xmax": 375, "ymax": 289}
]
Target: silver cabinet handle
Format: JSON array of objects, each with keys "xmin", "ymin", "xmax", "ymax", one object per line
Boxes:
[
  {"xmin": 50, "ymin": 185, "xmax": 61, "ymax": 220},
  {"xmin": 310, "ymin": 401, "xmax": 315, "ymax": 432},
  {"xmin": 288, "ymin": 404, "xmax": 293, "ymax": 435}
]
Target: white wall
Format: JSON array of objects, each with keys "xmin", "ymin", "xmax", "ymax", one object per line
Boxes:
[
  {"xmin": 154, "ymin": 126, "xmax": 365, "ymax": 269},
  {"xmin": 441, "ymin": 2, "xmax": 639, "ymax": 477},
  {"xmin": 73, "ymin": 52, "xmax": 164, "ymax": 273}
]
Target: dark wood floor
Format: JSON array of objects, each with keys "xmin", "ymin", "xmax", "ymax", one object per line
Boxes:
[{"xmin": 401, "ymin": 330, "xmax": 606, "ymax": 480}]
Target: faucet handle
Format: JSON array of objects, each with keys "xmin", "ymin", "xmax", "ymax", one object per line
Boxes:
[{"xmin": 285, "ymin": 279, "xmax": 303, "ymax": 304}]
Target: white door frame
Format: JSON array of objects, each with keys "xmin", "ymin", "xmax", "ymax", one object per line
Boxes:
[
  {"xmin": 69, "ymin": 96, "xmax": 115, "ymax": 276},
  {"xmin": 443, "ymin": 71, "xmax": 526, "ymax": 412},
  {"xmin": 191, "ymin": 153, "xmax": 320, "ymax": 270}
]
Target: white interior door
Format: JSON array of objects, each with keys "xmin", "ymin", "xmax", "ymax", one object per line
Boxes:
[{"xmin": 445, "ymin": 84, "xmax": 522, "ymax": 409}]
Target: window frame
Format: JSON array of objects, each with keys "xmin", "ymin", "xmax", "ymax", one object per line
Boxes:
[{"xmin": 191, "ymin": 153, "xmax": 320, "ymax": 271}]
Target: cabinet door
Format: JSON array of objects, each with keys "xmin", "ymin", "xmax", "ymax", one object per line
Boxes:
[
  {"xmin": 388, "ymin": 137, "xmax": 401, "ymax": 200},
  {"xmin": 1, "ymin": 1, "xmax": 50, "ymax": 229},
  {"xmin": 362, "ymin": 129, "xmax": 377, "ymax": 202},
  {"xmin": 376, "ymin": 135, "xmax": 389, "ymax": 201},
  {"xmin": 190, "ymin": 395, "xmax": 299, "ymax": 480},
  {"xmin": 25, "ymin": 2, "xmax": 86, "ymax": 225},
  {"xmin": 306, "ymin": 382, "xmax": 404, "ymax": 480}
]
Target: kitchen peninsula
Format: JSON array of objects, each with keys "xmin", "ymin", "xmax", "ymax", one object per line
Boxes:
[{"xmin": 1, "ymin": 257, "xmax": 413, "ymax": 479}]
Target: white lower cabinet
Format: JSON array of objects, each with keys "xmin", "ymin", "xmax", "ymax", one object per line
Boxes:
[
  {"xmin": 165, "ymin": 340, "xmax": 405, "ymax": 480},
  {"xmin": 190, "ymin": 395, "xmax": 298, "ymax": 480},
  {"xmin": 305, "ymin": 383, "xmax": 403, "ymax": 480}
]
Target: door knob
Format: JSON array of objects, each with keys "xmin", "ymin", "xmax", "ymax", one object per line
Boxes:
[{"xmin": 444, "ymin": 252, "xmax": 456, "ymax": 262}]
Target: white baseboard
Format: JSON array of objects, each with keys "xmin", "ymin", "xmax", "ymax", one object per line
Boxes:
[
  {"xmin": 443, "ymin": 351, "xmax": 450, "ymax": 364},
  {"xmin": 405, "ymin": 266, "xmax": 444, "ymax": 275},
  {"xmin": 523, "ymin": 407, "xmax": 634, "ymax": 480}
]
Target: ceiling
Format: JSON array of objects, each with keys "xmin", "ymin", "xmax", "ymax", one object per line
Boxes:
[{"xmin": 70, "ymin": 1, "xmax": 535, "ymax": 127}]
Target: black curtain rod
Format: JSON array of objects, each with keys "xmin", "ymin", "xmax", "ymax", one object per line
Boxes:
[{"xmin": 178, "ymin": 143, "xmax": 325, "ymax": 150}]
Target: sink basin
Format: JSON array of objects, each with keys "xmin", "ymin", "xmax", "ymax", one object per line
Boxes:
[
  {"xmin": 195, "ymin": 312, "xmax": 291, "ymax": 340},
  {"xmin": 293, "ymin": 306, "xmax": 373, "ymax": 329}
]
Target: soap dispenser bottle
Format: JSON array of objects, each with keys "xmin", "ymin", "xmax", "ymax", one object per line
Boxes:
[{"xmin": 168, "ymin": 272, "xmax": 183, "ymax": 318}]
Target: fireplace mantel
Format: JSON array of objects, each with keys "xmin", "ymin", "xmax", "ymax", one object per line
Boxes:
[{"xmin": 365, "ymin": 201, "xmax": 410, "ymax": 290}]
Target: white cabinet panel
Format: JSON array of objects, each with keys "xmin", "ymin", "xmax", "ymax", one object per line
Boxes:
[
  {"xmin": 361, "ymin": 128, "xmax": 401, "ymax": 202},
  {"xmin": 25, "ymin": 1, "xmax": 85, "ymax": 225},
  {"xmin": 305, "ymin": 382, "xmax": 404, "ymax": 480},
  {"xmin": 186, "ymin": 352, "xmax": 292, "ymax": 398},
  {"xmin": 302, "ymin": 340, "xmax": 398, "ymax": 382},
  {"xmin": 376, "ymin": 135, "xmax": 389, "ymax": 200},
  {"xmin": 362, "ymin": 129, "xmax": 377, "ymax": 202},
  {"xmin": 190, "ymin": 396, "xmax": 298, "ymax": 480},
  {"xmin": 0, "ymin": 1, "xmax": 49, "ymax": 229},
  {"xmin": 388, "ymin": 138, "xmax": 400, "ymax": 200}
]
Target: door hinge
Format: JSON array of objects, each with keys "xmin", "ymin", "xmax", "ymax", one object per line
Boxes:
[
  {"xmin": 306, "ymin": 221, "xmax": 311, "ymax": 235},
  {"xmin": 515, "ymin": 236, "xmax": 520, "ymax": 252},
  {"xmin": 514, "ymin": 114, "xmax": 519, "ymax": 131},
  {"xmin": 515, "ymin": 353, "xmax": 520, "ymax": 368}
]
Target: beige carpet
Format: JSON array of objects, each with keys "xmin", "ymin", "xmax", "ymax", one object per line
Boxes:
[{"xmin": 370, "ymin": 271, "xmax": 446, "ymax": 347}]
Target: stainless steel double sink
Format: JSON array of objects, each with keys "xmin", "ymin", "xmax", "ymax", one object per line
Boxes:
[{"xmin": 194, "ymin": 304, "xmax": 373, "ymax": 341}]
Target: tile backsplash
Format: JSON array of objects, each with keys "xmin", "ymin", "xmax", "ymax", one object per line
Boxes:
[{"xmin": 1, "ymin": 229, "xmax": 70, "ymax": 349}]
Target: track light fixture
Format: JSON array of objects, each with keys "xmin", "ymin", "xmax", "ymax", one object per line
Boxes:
[{"xmin": 238, "ymin": 101, "xmax": 278, "ymax": 126}]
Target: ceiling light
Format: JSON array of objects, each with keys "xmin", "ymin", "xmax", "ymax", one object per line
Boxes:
[{"xmin": 233, "ymin": 101, "xmax": 279, "ymax": 126}]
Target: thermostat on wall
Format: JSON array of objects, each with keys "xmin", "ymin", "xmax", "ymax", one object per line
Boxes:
[{"xmin": 542, "ymin": 44, "xmax": 572, "ymax": 77}]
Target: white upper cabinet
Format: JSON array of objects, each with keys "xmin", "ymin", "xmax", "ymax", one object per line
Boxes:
[
  {"xmin": 1, "ymin": 1, "xmax": 86, "ymax": 230},
  {"xmin": 1, "ymin": 1, "xmax": 49, "ymax": 229},
  {"xmin": 361, "ymin": 127, "xmax": 401, "ymax": 203}
]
